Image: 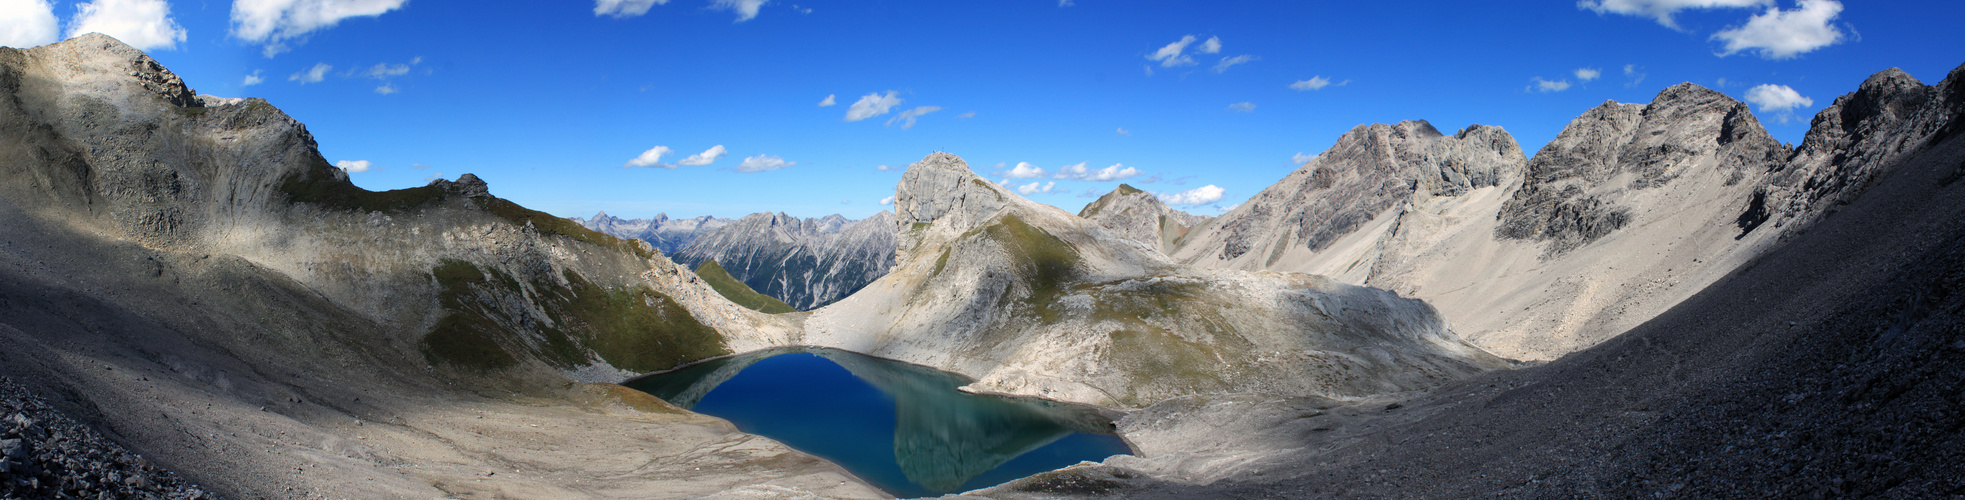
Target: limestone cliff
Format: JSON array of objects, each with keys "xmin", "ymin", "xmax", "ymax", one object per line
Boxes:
[
  {"xmin": 802, "ymin": 153, "xmax": 1510, "ymax": 408},
  {"xmin": 1076, "ymin": 184, "xmax": 1209, "ymax": 254},
  {"xmin": 1169, "ymin": 120, "xmax": 1527, "ymax": 283}
]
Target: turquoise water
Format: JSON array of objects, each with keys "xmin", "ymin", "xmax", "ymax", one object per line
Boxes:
[{"xmin": 623, "ymin": 347, "xmax": 1132, "ymax": 498}]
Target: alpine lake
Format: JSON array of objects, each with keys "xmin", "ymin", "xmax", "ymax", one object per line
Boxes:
[{"xmin": 624, "ymin": 347, "xmax": 1133, "ymax": 497}]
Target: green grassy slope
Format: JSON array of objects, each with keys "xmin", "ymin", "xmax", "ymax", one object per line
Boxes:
[{"xmin": 694, "ymin": 260, "xmax": 797, "ymax": 314}]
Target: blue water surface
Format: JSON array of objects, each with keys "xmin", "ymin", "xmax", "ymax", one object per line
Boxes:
[{"xmin": 624, "ymin": 348, "xmax": 1132, "ymax": 498}]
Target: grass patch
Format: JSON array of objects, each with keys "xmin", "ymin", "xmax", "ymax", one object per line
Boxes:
[
  {"xmin": 420, "ymin": 259, "xmax": 728, "ymax": 374},
  {"xmin": 694, "ymin": 260, "xmax": 797, "ymax": 313},
  {"xmin": 984, "ymin": 214, "xmax": 1081, "ymax": 322},
  {"xmin": 475, "ymin": 197, "xmax": 655, "ymax": 260}
]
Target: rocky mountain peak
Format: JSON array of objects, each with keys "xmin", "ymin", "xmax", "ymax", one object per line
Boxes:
[
  {"xmin": 36, "ymin": 33, "xmax": 200, "ymax": 108},
  {"xmin": 1077, "ymin": 183, "xmax": 1206, "ymax": 253},
  {"xmin": 894, "ymin": 152, "xmax": 1012, "ymax": 240}
]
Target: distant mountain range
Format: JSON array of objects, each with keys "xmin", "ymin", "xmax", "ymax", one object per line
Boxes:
[
  {"xmin": 576, "ymin": 211, "xmax": 898, "ymax": 310},
  {"xmin": 569, "ymin": 211, "xmax": 731, "ymax": 254}
]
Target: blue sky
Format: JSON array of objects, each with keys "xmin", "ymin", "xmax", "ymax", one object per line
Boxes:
[{"xmin": 3, "ymin": 0, "xmax": 1961, "ymax": 220}]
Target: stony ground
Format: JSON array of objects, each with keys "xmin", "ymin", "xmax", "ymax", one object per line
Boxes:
[{"xmin": 1, "ymin": 376, "xmax": 212, "ymax": 499}]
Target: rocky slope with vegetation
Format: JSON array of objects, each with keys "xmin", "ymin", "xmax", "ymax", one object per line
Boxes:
[
  {"xmin": 0, "ymin": 34, "xmax": 858, "ymax": 498},
  {"xmin": 802, "ymin": 152, "xmax": 1512, "ymax": 408}
]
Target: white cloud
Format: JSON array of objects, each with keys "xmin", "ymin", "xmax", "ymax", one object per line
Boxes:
[
  {"xmin": 676, "ymin": 145, "xmax": 727, "ymax": 166},
  {"xmin": 364, "ymin": 62, "xmax": 409, "ymax": 78},
  {"xmin": 735, "ymin": 154, "xmax": 794, "ymax": 172},
  {"xmin": 231, "ymin": 0, "xmax": 410, "ymax": 56},
  {"xmin": 1147, "ymin": 35, "xmax": 1199, "ymax": 68},
  {"xmin": 624, "ymin": 146, "xmax": 673, "ymax": 168},
  {"xmin": 1055, "ymin": 162, "xmax": 1140, "ymax": 181},
  {"xmin": 1005, "ymin": 162, "xmax": 1046, "ymax": 179},
  {"xmin": 1198, "ymin": 36, "xmax": 1221, "ymax": 54},
  {"xmin": 845, "ymin": 91, "xmax": 902, "ymax": 122},
  {"xmin": 594, "ymin": 0, "xmax": 666, "ymax": 18},
  {"xmin": 1227, "ymin": 101, "xmax": 1256, "ymax": 112},
  {"xmin": 1712, "ymin": 0, "xmax": 1845, "ymax": 59},
  {"xmin": 1290, "ymin": 76, "xmax": 1348, "ymax": 91},
  {"xmin": 335, "ymin": 159, "xmax": 371, "ymax": 173},
  {"xmin": 1578, "ymin": 0, "xmax": 1771, "ymax": 29},
  {"xmin": 424, "ymin": 172, "xmax": 443, "ymax": 183},
  {"xmin": 1016, "ymin": 181, "xmax": 1056, "ymax": 195},
  {"xmin": 1624, "ymin": 64, "xmax": 1648, "ymax": 87},
  {"xmin": 1576, "ymin": 68, "xmax": 1602, "ymax": 81},
  {"xmin": 1058, "ymin": 0, "xmax": 1073, "ymax": 5},
  {"xmin": 1076, "ymin": 188, "xmax": 1099, "ymax": 198},
  {"xmin": 1531, "ymin": 77, "xmax": 1572, "ymax": 92},
  {"xmin": 1292, "ymin": 152, "xmax": 1317, "ymax": 164},
  {"xmin": 818, "ymin": 94, "xmax": 835, "ymax": 106},
  {"xmin": 1212, "ymin": 55, "xmax": 1257, "ymax": 73},
  {"xmin": 0, "ymin": 0, "xmax": 59, "ymax": 49},
  {"xmin": 711, "ymin": 0, "xmax": 766, "ymax": 22},
  {"xmin": 875, "ymin": 164, "xmax": 899, "ymax": 171},
  {"xmin": 373, "ymin": 82, "xmax": 396, "ymax": 94},
  {"xmin": 1744, "ymin": 83, "xmax": 1813, "ymax": 111},
  {"xmin": 1116, "ymin": 127, "xmax": 1131, "ymax": 136},
  {"xmin": 885, "ymin": 105, "xmax": 941, "ymax": 129},
  {"xmin": 880, "ymin": 195, "xmax": 894, "ymax": 205},
  {"xmin": 289, "ymin": 63, "xmax": 330, "ymax": 84},
  {"xmin": 412, "ymin": 163, "xmax": 432, "ymax": 170},
  {"xmin": 956, "ymin": 111, "xmax": 975, "ymax": 119},
  {"xmin": 1158, "ymin": 185, "xmax": 1224, "ymax": 206},
  {"xmin": 67, "ymin": 0, "xmax": 187, "ymax": 51},
  {"xmin": 242, "ymin": 69, "xmax": 264, "ymax": 86}
]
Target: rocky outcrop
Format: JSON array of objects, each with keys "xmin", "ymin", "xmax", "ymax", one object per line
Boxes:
[
  {"xmin": 1497, "ymin": 83, "xmax": 1787, "ymax": 255},
  {"xmin": 1169, "ymin": 121, "xmax": 1526, "ymax": 282},
  {"xmin": 1753, "ymin": 66, "xmax": 1965, "ymax": 232},
  {"xmin": 1077, "ymin": 184, "xmax": 1209, "ymax": 254},
  {"xmin": 803, "ymin": 152, "xmax": 1511, "ymax": 408},
  {"xmin": 571, "ymin": 211, "xmax": 731, "ymax": 254},
  {"xmin": 672, "ymin": 211, "xmax": 898, "ymax": 310}
]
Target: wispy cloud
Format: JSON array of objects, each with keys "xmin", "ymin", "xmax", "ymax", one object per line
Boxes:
[
  {"xmin": 1575, "ymin": 67, "xmax": 1602, "ymax": 81},
  {"xmin": 1624, "ymin": 64, "xmax": 1648, "ymax": 87},
  {"xmin": 1116, "ymin": 127, "xmax": 1131, "ymax": 136},
  {"xmin": 1016, "ymin": 181, "xmax": 1056, "ymax": 195},
  {"xmin": 956, "ymin": 111, "xmax": 975, "ymax": 119},
  {"xmin": 676, "ymin": 145, "xmax": 727, "ymax": 166},
  {"xmin": 845, "ymin": 91, "xmax": 902, "ymax": 122},
  {"xmin": 818, "ymin": 94, "xmax": 835, "ymax": 106},
  {"xmin": 1289, "ymin": 76, "xmax": 1348, "ymax": 91},
  {"xmin": 289, "ymin": 63, "xmax": 330, "ymax": 84},
  {"xmin": 1212, "ymin": 54, "xmax": 1258, "ymax": 73},
  {"xmin": 734, "ymin": 154, "xmax": 795, "ymax": 172},
  {"xmin": 1005, "ymin": 162, "xmax": 1046, "ymax": 179},
  {"xmin": 624, "ymin": 146, "xmax": 674, "ymax": 168},
  {"xmin": 1158, "ymin": 185, "xmax": 1224, "ymax": 206},
  {"xmin": 1712, "ymin": 0, "xmax": 1845, "ymax": 59},
  {"xmin": 1198, "ymin": 36, "xmax": 1221, "ymax": 54},
  {"xmin": 1147, "ymin": 35, "xmax": 1200, "ymax": 68},
  {"xmin": 1744, "ymin": 83, "xmax": 1812, "ymax": 111},
  {"xmin": 67, "ymin": 0, "xmax": 187, "ymax": 51},
  {"xmin": 886, "ymin": 106, "xmax": 941, "ymax": 129},
  {"xmin": 594, "ymin": 0, "xmax": 666, "ymax": 18},
  {"xmin": 242, "ymin": 69, "xmax": 264, "ymax": 86},
  {"xmin": 231, "ymin": 0, "xmax": 409, "ymax": 56},
  {"xmin": 710, "ymin": 0, "xmax": 766, "ymax": 22},
  {"xmin": 1054, "ymin": 162, "xmax": 1140, "ymax": 181},
  {"xmin": 1292, "ymin": 152, "xmax": 1317, "ymax": 165},
  {"xmin": 1530, "ymin": 77, "xmax": 1572, "ymax": 93},
  {"xmin": 875, "ymin": 164, "xmax": 900, "ymax": 171},
  {"xmin": 1227, "ymin": 101, "xmax": 1256, "ymax": 112},
  {"xmin": 1578, "ymin": 0, "xmax": 1771, "ymax": 29}
]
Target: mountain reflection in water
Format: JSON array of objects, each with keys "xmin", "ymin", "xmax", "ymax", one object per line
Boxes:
[{"xmin": 623, "ymin": 347, "xmax": 1132, "ymax": 497}]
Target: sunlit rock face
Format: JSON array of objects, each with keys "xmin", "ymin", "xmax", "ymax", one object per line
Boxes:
[{"xmin": 802, "ymin": 152, "xmax": 1511, "ymax": 408}]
